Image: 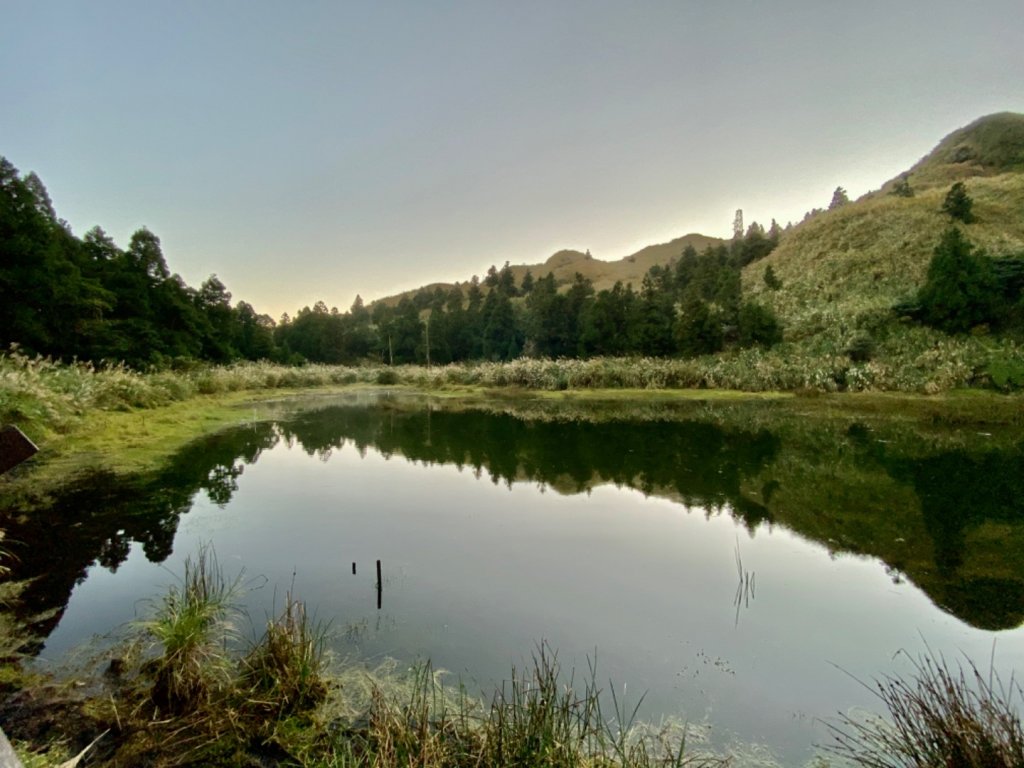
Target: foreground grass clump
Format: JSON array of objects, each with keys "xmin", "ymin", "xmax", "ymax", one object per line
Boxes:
[
  {"xmin": 139, "ymin": 545, "xmax": 243, "ymax": 715},
  {"xmin": 827, "ymin": 650, "xmax": 1024, "ymax": 767},
  {"xmin": 7, "ymin": 547, "xmax": 720, "ymax": 767},
  {"xmin": 239, "ymin": 594, "xmax": 330, "ymax": 723},
  {"xmin": 8, "ymin": 546, "xmax": 1024, "ymax": 766}
]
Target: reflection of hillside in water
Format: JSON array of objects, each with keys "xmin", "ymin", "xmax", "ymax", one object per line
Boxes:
[{"xmin": 4, "ymin": 399, "xmax": 1024, "ymax": 651}]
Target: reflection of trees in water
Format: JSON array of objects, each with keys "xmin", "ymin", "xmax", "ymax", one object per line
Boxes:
[
  {"xmin": 6, "ymin": 403, "xmax": 1024, "ymax": 651},
  {"xmin": 879, "ymin": 444, "xmax": 1024, "ymax": 630},
  {"xmin": 1, "ymin": 423, "xmax": 280, "ymax": 650},
  {"xmin": 277, "ymin": 406, "xmax": 780, "ymax": 531}
]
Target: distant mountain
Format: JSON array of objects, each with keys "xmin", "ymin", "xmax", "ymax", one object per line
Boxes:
[
  {"xmin": 371, "ymin": 112, "xmax": 1024, "ymax": 387},
  {"xmin": 371, "ymin": 233, "xmax": 724, "ymax": 308}
]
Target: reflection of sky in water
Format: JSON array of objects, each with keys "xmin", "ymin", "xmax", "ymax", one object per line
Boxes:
[{"xmin": 42, "ymin": 434, "xmax": 1024, "ymax": 766}]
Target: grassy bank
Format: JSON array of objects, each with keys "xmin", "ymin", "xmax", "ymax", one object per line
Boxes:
[{"xmin": 3, "ymin": 351, "xmax": 1023, "ymax": 504}]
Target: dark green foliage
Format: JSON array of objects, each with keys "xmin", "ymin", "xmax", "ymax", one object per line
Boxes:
[
  {"xmin": 520, "ymin": 269, "xmax": 534, "ymax": 295},
  {"xmin": 631, "ymin": 275, "xmax": 676, "ymax": 356},
  {"xmin": 917, "ymin": 228, "xmax": 1002, "ymax": 333},
  {"xmin": 579, "ymin": 282, "xmax": 637, "ymax": 357},
  {"xmin": 733, "ymin": 222, "xmax": 776, "ymax": 266},
  {"xmin": 846, "ymin": 332, "xmax": 875, "ymax": 363},
  {"xmin": 890, "ymin": 173, "xmax": 914, "ymax": 198},
  {"xmin": 524, "ymin": 274, "xmax": 571, "ymax": 357},
  {"xmin": 942, "ymin": 181, "xmax": 975, "ymax": 223},
  {"xmin": 829, "ymin": 186, "xmax": 849, "ymax": 210},
  {"xmin": 675, "ymin": 297, "xmax": 722, "ymax": 358},
  {"xmin": 737, "ymin": 302, "xmax": 783, "ymax": 348},
  {"xmin": 763, "ymin": 264, "xmax": 782, "ymax": 291},
  {"xmin": 987, "ymin": 357, "xmax": 1024, "ymax": 390},
  {"xmin": 481, "ymin": 290, "xmax": 521, "ymax": 361},
  {"xmin": 0, "ymin": 156, "xmax": 285, "ymax": 367}
]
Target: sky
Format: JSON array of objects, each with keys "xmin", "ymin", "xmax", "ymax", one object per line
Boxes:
[{"xmin": 2, "ymin": 1, "xmax": 1023, "ymax": 320}]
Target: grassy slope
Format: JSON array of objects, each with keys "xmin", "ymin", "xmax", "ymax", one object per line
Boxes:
[{"xmin": 743, "ymin": 171, "xmax": 1024, "ymax": 340}]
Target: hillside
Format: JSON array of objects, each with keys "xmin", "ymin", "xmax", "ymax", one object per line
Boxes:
[
  {"xmin": 357, "ymin": 112, "xmax": 1024, "ymax": 390},
  {"xmin": 743, "ymin": 113, "xmax": 1024, "ymax": 357},
  {"xmin": 879, "ymin": 112, "xmax": 1024, "ymax": 193}
]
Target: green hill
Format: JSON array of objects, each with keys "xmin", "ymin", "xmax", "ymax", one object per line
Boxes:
[
  {"xmin": 882, "ymin": 112, "xmax": 1024, "ymax": 192},
  {"xmin": 364, "ymin": 112, "xmax": 1024, "ymax": 390},
  {"xmin": 744, "ymin": 113, "xmax": 1024, "ymax": 343},
  {"xmin": 727, "ymin": 112, "xmax": 1024, "ymax": 390}
]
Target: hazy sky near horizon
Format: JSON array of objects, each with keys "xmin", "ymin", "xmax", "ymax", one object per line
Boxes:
[{"xmin": 2, "ymin": 1, "xmax": 1023, "ymax": 319}]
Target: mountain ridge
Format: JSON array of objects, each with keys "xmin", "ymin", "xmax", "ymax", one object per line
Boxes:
[
  {"xmin": 371, "ymin": 233, "xmax": 726, "ymax": 308},
  {"xmin": 375, "ymin": 112, "xmax": 1024, "ymax": 314}
]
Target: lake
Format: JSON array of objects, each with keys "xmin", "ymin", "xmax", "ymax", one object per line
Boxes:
[{"xmin": 5, "ymin": 391, "xmax": 1024, "ymax": 764}]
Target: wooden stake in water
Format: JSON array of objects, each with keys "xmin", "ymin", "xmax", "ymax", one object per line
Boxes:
[
  {"xmin": 376, "ymin": 559, "xmax": 382, "ymax": 610},
  {"xmin": 352, "ymin": 562, "xmax": 356, "ymax": 575}
]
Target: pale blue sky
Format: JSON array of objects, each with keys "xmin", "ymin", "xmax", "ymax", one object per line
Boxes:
[{"xmin": 2, "ymin": 1, "xmax": 1022, "ymax": 319}]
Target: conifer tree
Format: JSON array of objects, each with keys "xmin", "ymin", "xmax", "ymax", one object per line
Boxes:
[
  {"xmin": 941, "ymin": 182, "xmax": 975, "ymax": 223},
  {"xmin": 829, "ymin": 186, "xmax": 849, "ymax": 210}
]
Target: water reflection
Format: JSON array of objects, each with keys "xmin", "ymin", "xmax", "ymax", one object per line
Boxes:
[{"xmin": 3, "ymin": 395, "xmax": 1024, "ymax": 656}]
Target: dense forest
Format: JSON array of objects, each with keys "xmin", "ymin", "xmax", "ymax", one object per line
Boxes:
[
  {"xmin": 4, "ymin": 156, "xmax": 1018, "ymax": 370},
  {"xmin": 0, "ymin": 157, "xmax": 276, "ymax": 367},
  {"xmin": 0, "ymin": 156, "xmax": 784, "ymax": 368}
]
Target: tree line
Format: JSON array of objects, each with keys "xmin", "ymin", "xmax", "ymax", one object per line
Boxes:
[
  {"xmin": 1, "ymin": 157, "xmax": 276, "ymax": 367},
  {"xmin": 1, "ymin": 156, "xmax": 786, "ymax": 368},
  {"xmin": 276, "ymin": 224, "xmax": 785, "ymax": 365}
]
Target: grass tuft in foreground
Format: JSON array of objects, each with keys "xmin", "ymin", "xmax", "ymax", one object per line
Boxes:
[
  {"xmin": 826, "ymin": 649, "xmax": 1024, "ymax": 767},
  {"xmin": 137, "ymin": 544, "xmax": 243, "ymax": 715},
  {"xmin": 240, "ymin": 593, "xmax": 330, "ymax": 722},
  {"xmin": 8, "ymin": 545, "xmax": 1024, "ymax": 767}
]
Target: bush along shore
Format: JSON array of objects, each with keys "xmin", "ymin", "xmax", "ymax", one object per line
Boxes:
[{"xmin": 2, "ymin": 546, "xmax": 1022, "ymax": 767}]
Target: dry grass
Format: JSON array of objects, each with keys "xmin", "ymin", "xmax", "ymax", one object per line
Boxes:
[{"xmin": 827, "ymin": 649, "xmax": 1024, "ymax": 767}]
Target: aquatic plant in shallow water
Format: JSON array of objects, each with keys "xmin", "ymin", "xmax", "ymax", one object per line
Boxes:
[
  {"xmin": 240, "ymin": 592, "xmax": 330, "ymax": 720},
  {"xmin": 138, "ymin": 543, "xmax": 243, "ymax": 714}
]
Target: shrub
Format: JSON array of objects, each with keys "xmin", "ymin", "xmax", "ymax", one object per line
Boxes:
[
  {"xmin": 241, "ymin": 595, "xmax": 329, "ymax": 722},
  {"xmin": 139, "ymin": 545, "xmax": 242, "ymax": 714},
  {"xmin": 738, "ymin": 301, "xmax": 784, "ymax": 349},
  {"xmin": 846, "ymin": 332, "xmax": 876, "ymax": 363},
  {"xmin": 917, "ymin": 228, "xmax": 1002, "ymax": 333},
  {"xmin": 942, "ymin": 181, "xmax": 976, "ymax": 224}
]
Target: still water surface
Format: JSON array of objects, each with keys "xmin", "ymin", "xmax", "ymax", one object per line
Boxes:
[{"xmin": 8, "ymin": 393, "xmax": 1024, "ymax": 763}]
